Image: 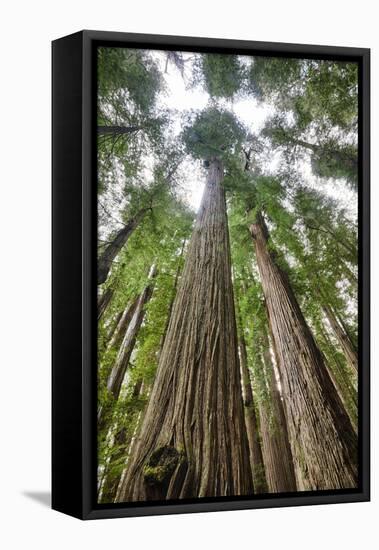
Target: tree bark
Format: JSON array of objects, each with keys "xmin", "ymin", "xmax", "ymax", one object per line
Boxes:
[
  {"xmin": 250, "ymin": 212, "xmax": 357, "ymax": 490},
  {"xmin": 322, "ymin": 303, "xmax": 358, "ymax": 374},
  {"xmin": 98, "ymin": 265, "xmax": 157, "ymax": 430},
  {"xmin": 105, "ymin": 310, "xmax": 123, "ymax": 343},
  {"xmin": 110, "ymin": 250, "xmax": 187, "ymax": 503},
  {"xmin": 98, "ymin": 208, "xmax": 149, "ymax": 285},
  {"xmin": 117, "ymin": 158, "xmax": 253, "ymax": 502},
  {"xmin": 157, "ymin": 239, "xmax": 187, "ymax": 357},
  {"xmin": 98, "ymin": 287, "xmax": 114, "ymax": 320},
  {"xmin": 107, "ymin": 296, "xmax": 140, "ymax": 351},
  {"xmin": 258, "ymin": 336, "xmax": 298, "ymax": 493},
  {"xmin": 235, "ymin": 299, "xmax": 267, "ymax": 493},
  {"xmin": 318, "ymin": 324, "xmax": 358, "ymax": 431},
  {"xmin": 106, "ymin": 265, "xmax": 157, "ymax": 400}
]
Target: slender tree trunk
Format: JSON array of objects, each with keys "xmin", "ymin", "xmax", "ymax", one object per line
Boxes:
[
  {"xmin": 98, "ymin": 208, "xmax": 149, "ymax": 285},
  {"xmin": 107, "ymin": 296, "xmax": 140, "ymax": 351},
  {"xmin": 235, "ymin": 298, "xmax": 267, "ymax": 493},
  {"xmin": 106, "ymin": 265, "xmax": 157, "ymax": 400},
  {"xmin": 239, "ymin": 338, "xmax": 267, "ymax": 493},
  {"xmin": 335, "ymin": 309, "xmax": 358, "ymax": 349},
  {"xmin": 98, "ymin": 265, "xmax": 157, "ymax": 430},
  {"xmin": 250, "ymin": 212, "xmax": 357, "ymax": 490},
  {"xmin": 97, "ymin": 125, "xmax": 142, "ymax": 136},
  {"xmin": 318, "ymin": 324, "xmax": 358, "ymax": 431},
  {"xmin": 117, "ymin": 158, "xmax": 253, "ymax": 502},
  {"xmin": 105, "ymin": 310, "xmax": 123, "ymax": 343},
  {"xmin": 257, "ymin": 329, "xmax": 298, "ymax": 493},
  {"xmin": 98, "ymin": 287, "xmax": 114, "ymax": 320},
  {"xmin": 322, "ymin": 303, "xmax": 358, "ymax": 374}
]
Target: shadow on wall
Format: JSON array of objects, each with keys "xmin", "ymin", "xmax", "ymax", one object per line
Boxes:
[{"xmin": 22, "ymin": 491, "xmax": 51, "ymax": 508}]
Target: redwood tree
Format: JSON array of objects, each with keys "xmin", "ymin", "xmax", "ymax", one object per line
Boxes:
[
  {"xmin": 259, "ymin": 327, "xmax": 298, "ymax": 493},
  {"xmin": 250, "ymin": 212, "xmax": 357, "ymax": 490},
  {"xmin": 117, "ymin": 109, "xmax": 253, "ymax": 502}
]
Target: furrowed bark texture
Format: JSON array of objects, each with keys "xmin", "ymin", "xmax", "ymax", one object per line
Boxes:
[
  {"xmin": 156, "ymin": 239, "xmax": 187, "ymax": 358},
  {"xmin": 98, "ymin": 207, "xmax": 148, "ymax": 285},
  {"xmin": 259, "ymin": 334, "xmax": 297, "ymax": 493},
  {"xmin": 323, "ymin": 303, "xmax": 358, "ymax": 374},
  {"xmin": 117, "ymin": 158, "xmax": 253, "ymax": 502},
  {"xmin": 250, "ymin": 212, "xmax": 358, "ymax": 490}
]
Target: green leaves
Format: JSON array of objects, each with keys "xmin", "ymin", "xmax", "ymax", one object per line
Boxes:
[
  {"xmin": 198, "ymin": 54, "xmax": 245, "ymax": 99},
  {"xmin": 182, "ymin": 106, "xmax": 246, "ymax": 161},
  {"xmin": 96, "ymin": 47, "xmax": 359, "ymax": 498},
  {"xmin": 248, "ymin": 56, "xmax": 303, "ymax": 107},
  {"xmin": 98, "ymin": 47, "xmax": 163, "ymax": 115}
]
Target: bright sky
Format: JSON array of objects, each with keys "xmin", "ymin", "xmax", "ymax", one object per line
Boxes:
[
  {"xmin": 99, "ymin": 49, "xmax": 357, "ymax": 242},
  {"xmin": 149, "ymin": 50, "xmax": 357, "ymax": 221},
  {"xmin": 150, "ymin": 51, "xmax": 277, "ymax": 211}
]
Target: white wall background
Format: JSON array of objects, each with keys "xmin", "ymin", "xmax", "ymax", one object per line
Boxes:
[{"xmin": 0, "ymin": 1, "xmax": 376, "ymax": 548}]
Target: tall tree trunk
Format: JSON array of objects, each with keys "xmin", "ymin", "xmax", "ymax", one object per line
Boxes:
[
  {"xmin": 235, "ymin": 298, "xmax": 267, "ymax": 493},
  {"xmin": 107, "ymin": 296, "xmax": 140, "ymax": 351},
  {"xmin": 98, "ymin": 265, "xmax": 157, "ymax": 430},
  {"xmin": 98, "ymin": 287, "xmax": 114, "ymax": 320},
  {"xmin": 257, "ymin": 329, "xmax": 298, "ymax": 493},
  {"xmin": 117, "ymin": 158, "xmax": 253, "ymax": 502},
  {"xmin": 322, "ymin": 303, "xmax": 358, "ymax": 374},
  {"xmin": 318, "ymin": 324, "xmax": 358, "ymax": 431},
  {"xmin": 106, "ymin": 264, "xmax": 157, "ymax": 400},
  {"xmin": 98, "ymin": 207, "xmax": 149, "ymax": 285},
  {"xmin": 250, "ymin": 212, "xmax": 357, "ymax": 490},
  {"xmin": 105, "ymin": 310, "xmax": 123, "ymax": 343}
]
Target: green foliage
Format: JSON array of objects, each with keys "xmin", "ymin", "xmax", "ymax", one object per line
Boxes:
[
  {"xmin": 249, "ymin": 57, "xmax": 358, "ymax": 133},
  {"xmin": 98, "ymin": 47, "xmax": 163, "ymax": 115},
  {"xmin": 249, "ymin": 56, "xmax": 303, "ymax": 108},
  {"xmin": 96, "ymin": 47, "xmax": 359, "ymax": 497},
  {"xmin": 97, "ymin": 48, "xmax": 168, "ymax": 195},
  {"xmin": 250, "ymin": 58, "xmax": 358, "ymax": 188},
  {"xmin": 196, "ymin": 54, "xmax": 245, "ymax": 98},
  {"xmin": 293, "ymin": 61, "xmax": 358, "ymax": 132},
  {"xmin": 311, "ymin": 142, "xmax": 358, "ymax": 185},
  {"xmin": 182, "ymin": 106, "xmax": 246, "ymax": 161},
  {"xmin": 262, "ymin": 114, "xmax": 358, "ymax": 188}
]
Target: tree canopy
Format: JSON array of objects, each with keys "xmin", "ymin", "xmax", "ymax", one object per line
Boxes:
[{"xmin": 95, "ymin": 46, "xmax": 359, "ymax": 503}]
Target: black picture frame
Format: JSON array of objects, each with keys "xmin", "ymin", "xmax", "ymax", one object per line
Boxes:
[{"xmin": 52, "ymin": 30, "xmax": 370, "ymax": 520}]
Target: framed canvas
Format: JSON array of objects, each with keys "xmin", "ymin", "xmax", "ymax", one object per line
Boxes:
[{"xmin": 52, "ymin": 30, "xmax": 370, "ymax": 520}]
